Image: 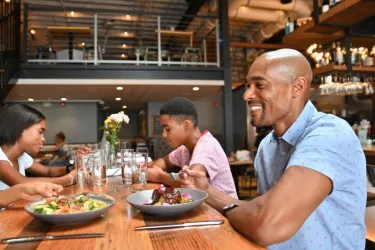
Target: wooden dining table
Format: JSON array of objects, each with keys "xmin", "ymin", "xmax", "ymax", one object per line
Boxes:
[{"xmin": 0, "ymin": 177, "xmax": 263, "ymax": 250}]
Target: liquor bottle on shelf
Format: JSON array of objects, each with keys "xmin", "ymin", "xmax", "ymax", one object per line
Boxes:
[
  {"xmin": 350, "ymin": 46, "xmax": 357, "ymax": 66},
  {"xmin": 365, "ymin": 48, "xmax": 374, "ymax": 67},
  {"xmin": 317, "ymin": 44, "xmax": 324, "ymax": 67},
  {"xmin": 357, "ymin": 47, "xmax": 366, "ymax": 67},
  {"xmin": 330, "ymin": 42, "xmax": 337, "ymax": 65},
  {"xmin": 336, "ymin": 42, "xmax": 344, "ymax": 65},
  {"xmin": 322, "ymin": 0, "xmax": 330, "ymax": 13},
  {"xmin": 370, "ymin": 46, "xmax": 375, "ymax": 67},
  {"xmin": 323, "ymin": 48, "xmax": 330, "ymax": 66}
]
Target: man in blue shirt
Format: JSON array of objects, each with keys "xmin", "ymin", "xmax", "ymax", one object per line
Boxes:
[{"xmin": 179, "ymin": 49, "xmax": 366, "ymax": 249}]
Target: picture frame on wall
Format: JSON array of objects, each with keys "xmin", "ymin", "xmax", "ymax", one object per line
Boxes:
[{"xmin": 152, "ymin": 115, "xmax": 162, "ymax": 135}]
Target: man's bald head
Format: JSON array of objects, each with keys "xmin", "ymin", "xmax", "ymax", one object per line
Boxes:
[
  {"xmin": 256, "ymin": 49, "xmax": 312, "ymax": 101},
  {"xmin": 244, "ymin": 49, "xmax": 313, "ymax": 129}
]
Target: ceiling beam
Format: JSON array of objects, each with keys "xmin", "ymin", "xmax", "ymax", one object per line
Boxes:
[
  {"xmin": 229, "ymin": 41, "xmax": 306, "ymax": 51},
  {"xmin": 175, "ymin": 0, "xmax": 207, "ymax": 31}
]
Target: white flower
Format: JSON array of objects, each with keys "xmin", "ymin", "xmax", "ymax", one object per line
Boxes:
[
  {"xmin": 120, "ymin": 111, "xmax": 130, "ymax": 124},
  {"xmin": 109, "ymin": 113, "xmax": 122, "ymax": 123}
]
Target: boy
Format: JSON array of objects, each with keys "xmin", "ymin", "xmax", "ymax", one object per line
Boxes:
[{"xmin": 148, "ymin": 97, "xmax": 237, "ymax": 198}]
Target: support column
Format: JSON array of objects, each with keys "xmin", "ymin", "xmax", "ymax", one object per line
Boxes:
[{"xmin": 218, "ymin": 0, "xmax": 233, "ymax": 154}]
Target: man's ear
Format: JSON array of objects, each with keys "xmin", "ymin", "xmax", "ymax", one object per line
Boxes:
[
  {"xmin": 292, "ymin": 76, "xmax": 307, "ymax": 98},
  {"xmin": 183, "ymin": 120, "xmax": 193, "ymax": 131}
]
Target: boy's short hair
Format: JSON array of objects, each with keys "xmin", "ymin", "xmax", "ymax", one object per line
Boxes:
[
  {"xmin": 160, "ymin": 97, "xmax": 198, "ymax": 127},
  {"xmin": 0, "ymin": 104, "xmax": 45, "ymax": 146}
]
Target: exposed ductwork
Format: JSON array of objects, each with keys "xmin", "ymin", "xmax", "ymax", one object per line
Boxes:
[
  {"xmin": 248, "ymin": 0, "xmax": 311, "ymax": 43},
  {"xmin": 227, "ymin": 0, "xmax": 311, "ymax": 20},
  {"xmin": 206, "ymin": 0, "xmax": 311, "ymax": 43},
  {"xmin": 248, "ymin": 17, "xmax": 287, "ymax": 43},
  {"xmin": 243, "ymin": 0, "xmax": 311, "ymax": 18},
  {"xmin": 231, "ymin": 7, "xmax": 287, "ymax": 23}
]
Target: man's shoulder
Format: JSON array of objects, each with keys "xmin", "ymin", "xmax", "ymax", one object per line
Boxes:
[
  {"xmin": 305, "ymin": 113, "xmax": 354, "ymax": 138},
  {"xmin": 297, "ymin": 113, "xmax": 361, "ymax": 153}
]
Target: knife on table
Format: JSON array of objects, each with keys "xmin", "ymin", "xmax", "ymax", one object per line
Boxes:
[
  {"xmin": 1, "ymin": 233, "xmax": 105, "ymax": 244},
  {"xmin": 135, "ymin": 220, "xmax": 224, "ymax": 230}
]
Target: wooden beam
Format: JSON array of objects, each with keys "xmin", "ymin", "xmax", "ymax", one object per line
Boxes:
[{"xmin": 230, "ymin": 41, "xmax": 306, "ymax": 51}]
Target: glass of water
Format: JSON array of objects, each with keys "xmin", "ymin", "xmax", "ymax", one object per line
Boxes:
[
  {"xmin": 75, "ymin": 154, "xmax": 86, "ymax": 186},
  {"xmin": 121, "ymin": 149, "xmax": 134, "ymax": 185},
  {"xmin": 93, "ymin": 149, "xmax": 109, "ymax": 186},
  {"xmin": 131, "ymin": 153, "xmax": 148, "ymax": 192}
]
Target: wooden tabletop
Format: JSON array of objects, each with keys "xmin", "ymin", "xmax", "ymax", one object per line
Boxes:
[
  {"xmin": 0, "ymin": 177, "xmax": 263, "ymax": 250},
  {"xmin": 363, "ymin": 145, "xmax": 375, "ymax": 157}
]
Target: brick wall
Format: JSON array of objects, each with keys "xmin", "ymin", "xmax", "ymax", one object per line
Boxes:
[{"xmin": 230, "ymin": 47, "xmax": 247, "ymax": 83}]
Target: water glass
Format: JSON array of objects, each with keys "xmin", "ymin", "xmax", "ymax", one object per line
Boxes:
[
  {"xmin": 131, "ymin": 153, "xmax": 148, "ymax": 192},
  {"xmin": 93, "ymin": 149, "xmax": 109, "ymax": 186},
  {"xmin": 121, "ymin": 149, "xmax": 134, "ymax": 185},
  {"xmin": 75, "ymin": 154, "xmax": 91, "ymax": 187}
]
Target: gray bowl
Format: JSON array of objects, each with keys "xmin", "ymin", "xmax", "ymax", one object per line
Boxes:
[
  {"xmin": 127, "ymin": 188, "xmax": 208, "ymax": 216},
  {"xmin": 24, "ymin": 194, "xmax": 115, "ymax": 225}
]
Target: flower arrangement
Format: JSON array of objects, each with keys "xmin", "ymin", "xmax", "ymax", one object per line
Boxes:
[{"xmin": 100, "ymin": 111, "xmax": 130, "ymax": 149}]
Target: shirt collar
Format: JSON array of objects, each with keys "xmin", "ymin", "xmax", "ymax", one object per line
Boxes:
[{"xmin": 268, "ymin": 101, "xmax": 317, "ymax": 146}]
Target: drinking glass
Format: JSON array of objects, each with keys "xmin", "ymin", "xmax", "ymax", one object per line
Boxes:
[
  {"xmin": 93, "ymin": 149, "xmax": 109, "ymax": 186},
  {"xmin": 117, "ymin": 142, "xmax": 131, "ymax": 169},
  {"xmin": 131, "ymin": 153, "xmax": 148, "ymax": 192},
  {"xmin": 121, "ymin": 149, "xmax": 134, "ymax": 185}
]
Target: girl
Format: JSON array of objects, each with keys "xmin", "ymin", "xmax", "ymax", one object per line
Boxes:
[{"xmin": 0, "ymin": 104, "xmax": 77, "ymax": 190}]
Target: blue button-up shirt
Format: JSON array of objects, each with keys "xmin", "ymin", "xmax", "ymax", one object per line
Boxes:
[{"xmin": 255, "ymin": 101, "xmax": 366, "ymax": 250}]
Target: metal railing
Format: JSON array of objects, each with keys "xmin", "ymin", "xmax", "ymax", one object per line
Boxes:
[{"xmin": 24, "ymin": 7, "xmax": 219, "ymax": 68}]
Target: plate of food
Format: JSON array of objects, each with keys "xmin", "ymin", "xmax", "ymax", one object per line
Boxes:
[
  {"xmin": 24, "ymin": 193, "xmax": 115, "ymax": 225},
  {"xmin": 127, "ymin": 185, "xmax": 208, "ymax": 216}
]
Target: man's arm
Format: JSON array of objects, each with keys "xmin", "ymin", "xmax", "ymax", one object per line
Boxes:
[{"xmin": 182, "ymin": 165, "xmax": 332, "ymax": 247}]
